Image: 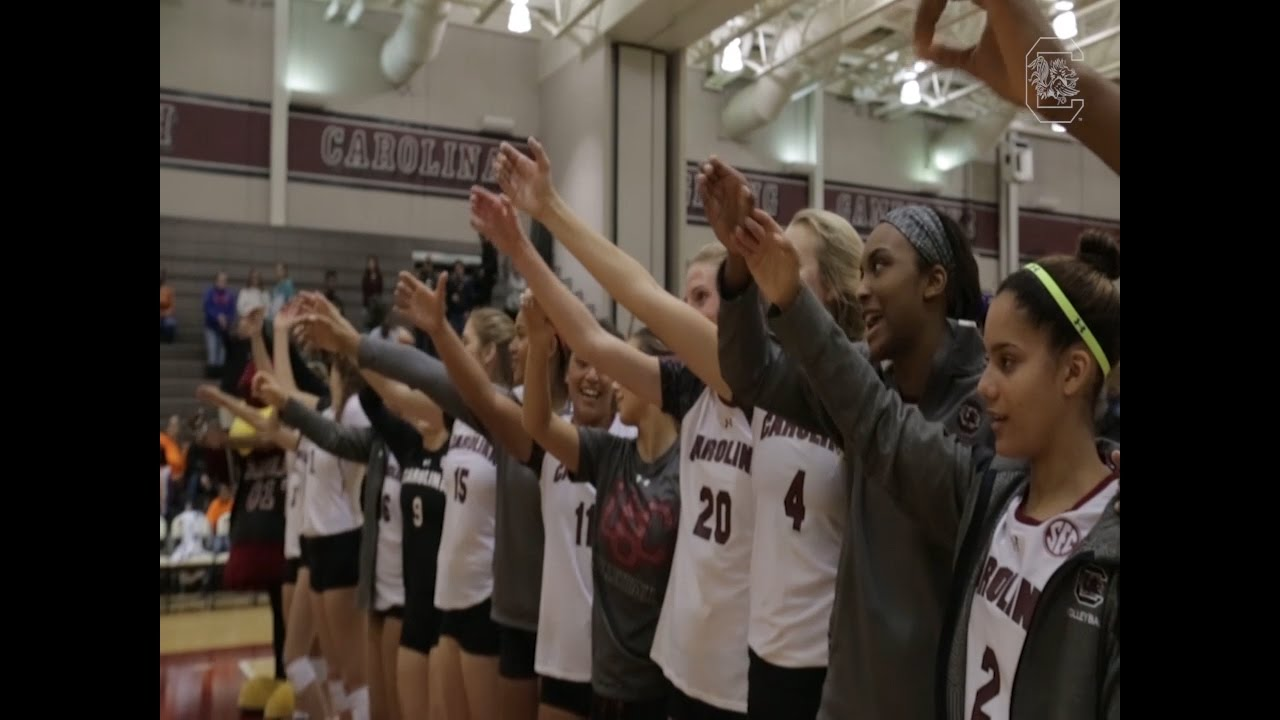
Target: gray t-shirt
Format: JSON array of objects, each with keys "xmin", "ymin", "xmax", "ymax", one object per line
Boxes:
[{"xmin": 574, "ymin": 426, "xmax": 681, "ymax": 702}]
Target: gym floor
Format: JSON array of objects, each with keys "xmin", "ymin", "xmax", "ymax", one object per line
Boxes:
[{"xmin": 160, "ymin": 605, "xmax": 274, "ymax": 720}]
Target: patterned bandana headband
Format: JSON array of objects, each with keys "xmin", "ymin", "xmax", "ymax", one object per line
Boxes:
[
  {"xmin": 883, "ymin": 206, "xmax": 954, "ymax": 271},
  {"xmin": 1024, "ymin": 263, "xmax": 1112, "ymax": 378}
]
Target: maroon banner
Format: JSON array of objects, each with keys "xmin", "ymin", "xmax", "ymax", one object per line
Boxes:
[
  {"xmin": 686, "ymin": 162, "xmax": 809, "ymax": 226},
  {"xmin": 160, "ymin": 90, "xmax": 270, "ymax": 176},
  {"xmin": 1019, "ymin": 209, "xmax": 1120, "ymax": 258},
  {"xmin": 823, "ymin": 181, "xmax": 1119, "ymax": 259},
  {"xmin": 824, "ymin": 181, "xmax": 999, "ymax": 253},
  {"xmin": 287, "ymin": 110, "xmax": 527, "ymax": 198}
]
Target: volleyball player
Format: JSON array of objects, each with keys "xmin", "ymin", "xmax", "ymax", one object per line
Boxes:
[
  {"xmin": 519, "ymin": 289, "xmax": 680, "ymax": 720},
  {"xmin": 489, "ymin": 139, "xmax": 862, "ymax": 718},
  {"xmin": 393, "ymin": 267, "xmax": 628, "ymax": 720},
  {"xmin": 703, "ymin": 160, "xmax": 989, "ymax": 719},
  {"xmin": 294, "ymin": 297, "xmax": 512, "ymax": 720},
  {"xmin": 268, "ymin": 306, "xmax": 371, "ymax": 720},
  {"xmin": 726, "ymin": 208, "xmax": 1120, "ymax": 719}
]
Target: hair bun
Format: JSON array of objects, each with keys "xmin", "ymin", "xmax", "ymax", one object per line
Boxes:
[{"xmin": 1076, "ymin": 230, "xmax": 1120, "ymax": 280}]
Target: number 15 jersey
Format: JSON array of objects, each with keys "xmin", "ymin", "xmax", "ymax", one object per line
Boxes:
[{"xmin": 435, "ymin": 418, "xmax": 499, "ymax": 611}]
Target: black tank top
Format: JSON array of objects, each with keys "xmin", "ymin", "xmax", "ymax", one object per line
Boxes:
[{"xmin": 230, "ymin": 448, "xmax": 287, "ymax": 544}]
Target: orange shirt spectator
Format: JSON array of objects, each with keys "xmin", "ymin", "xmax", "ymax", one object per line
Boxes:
[
  {"xmin": 160, "ymin": 415, "xmax": 187, "ymax": 479},
  {"xmin": 206, "ymin": 484, "xmax": 233, "ymax": 531}
]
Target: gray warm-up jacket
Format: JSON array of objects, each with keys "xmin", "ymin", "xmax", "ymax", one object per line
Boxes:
[
  {"xmin": 722, "ymin": 275, "xmax": 1120, "ymax": 720},
  {"xmin": 355, "ymin": 336, "xmax": 544, "ymax": 632},
  {"xmin": 717, "ymin": 268, "xmax": 992, "ymax": 720}
]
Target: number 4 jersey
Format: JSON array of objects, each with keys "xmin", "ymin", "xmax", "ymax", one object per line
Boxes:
[{"xmin": 747, "ymin": 411, "xmax": 846, "ymax": 669}]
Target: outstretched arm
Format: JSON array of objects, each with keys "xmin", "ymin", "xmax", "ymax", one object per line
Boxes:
[
  {"xmin": 470, "ymin": 186, "xmax": 663, "ymax": 407},
  {"xmin": 252, "ymin": 372, "xmax": 373, "ymax": 464},
  {"xmin": 394, "ymin": 270, "xmax": 533, "ymax": 463},
  {"xmin": 493, "ymin": 140, "xmax": 732, "ymax": 399},
  {"xmin": 915, "ymin": 0, "xmax": 1118, "ymax": 174},
  {"xmin": 520, "ymin": 293, "xmax": 581, "ymax": 473},
  {"xmin": 195, "ymin": 384, "xmax": 299, "ymax": 451},
  {"xmin": 730, "ymin": 208, "xmax": 982, "ymax": 547},
  {"xmin": 290, "ymin": 304, "xmax": 481, "ymax": 432},
  {"xmin": 360, "ymin": 368, "xmax": 445, "ymax": 430}
]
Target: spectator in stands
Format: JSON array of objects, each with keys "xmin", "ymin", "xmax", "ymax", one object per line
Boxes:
[
  {"xmin": 238, "ymin": 269, "xmax": 270, "ymax": 319},
  {"xmin": 362, "ymin": 254, "xmax": 383, "ymax": 310},
  {"xmin": 203, "ymin": 272, "xmax": 235, "ymax": 378},
  {"xmin": 323, "ymin": 269, "xmax": 345, "ymax": 316},
  {"xmin": 445, "ymin": 260, "xmax": 472, "ymax": 333},
  {"xmin": 161, "ymin": 267, "xmax": 177, "ymax": 343},
  {"xmin": 206, "ymin": 482, "xmax": 234, "ymax": 550},
  {"xmin": 160, "ymin": 414, "xmax": 188, "ymax": 481},
  {"xmin": 270, "ymin": 262, "xmax": 296, "ymax": 318}
]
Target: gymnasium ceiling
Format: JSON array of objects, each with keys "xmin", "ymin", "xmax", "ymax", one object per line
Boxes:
[{"xmin": 290, "ymin": 0, "xmax": 1119, "ymax": 126}]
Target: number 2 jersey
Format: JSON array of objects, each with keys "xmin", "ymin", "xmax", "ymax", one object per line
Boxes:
[
  {"xmin": 650, "ymin": 358, "xmax": 755, "ymax": 713},
  {"xmin": 964, "ymin": 473, "xmax": 1120, "ymax": 720}
]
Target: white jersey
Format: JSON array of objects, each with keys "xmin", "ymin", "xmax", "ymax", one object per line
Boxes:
[
  {"xmin": 747, "ymin": 410, "xmax": 846, "ymax": 668},
  {"xmin": 535, "ymin": 413, "xmax": 637, "ymax": 682},
  {"xmin": 300, "ymin": 407, "xmax": 362, "ymax": 537},
  {"xmin": 651, "ymin": 383, "xmax": 755, "ymax": 713},
  {"xmin": 339, "ymin": 394, "xmax": 371, "ymax": 491},
  {"xmin": 434, "ymin": 419, "xmax": 499, "ymax": 610},
  {"xmin": 964, "ymin": 474, "xmax": 1120, "ymax": 720},
  {"xmin": 284, "ymin": 450, "xmax": 306, "ymax": 560},
  {"xmin": 376, "ymin": 455, "xmax": 406, "ymax": 612}
]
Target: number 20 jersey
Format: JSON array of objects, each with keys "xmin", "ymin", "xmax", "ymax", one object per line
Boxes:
[{"xmin": 650, "ymin": 360, "xmax": 755, "ymax": 713}]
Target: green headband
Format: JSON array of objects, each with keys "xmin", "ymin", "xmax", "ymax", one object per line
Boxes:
[{"xmin": 1025, "ymin": 263, "xmax": 1112, "ymax": 377}]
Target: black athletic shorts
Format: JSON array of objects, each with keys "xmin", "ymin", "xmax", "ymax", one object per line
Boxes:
[
  {"xmin": 746, "ymin": 648, "xmax": 825, "ymax": 720},
  {"xmin": 374, "ymin": 605, "xmax": 404, "ymax": 620},
  {"xmin": 440, "ymin": 598, "xmax": 500, "ymax": 656},
  {"xmin": 541, "ymin": 677, "xmax": 592, "ymax": 717},
  {"xmin": 283, "ymin": 557, "xmax": 302, "ymax": 585},
  {"xmin": 306, "ymin": 529, "xmax": 361, "ymax": 592},
  {"xmin": 498, "ymin": 624, "xmax": 538, "ymax": 680},
  {"xmin": 592, "ymin": 690, "xmax": 668, "ymax": 720},
  {"xmin": 400, "ymin": 601, "xmax": 442, "ymax": 655},
  {"xmin": 667, "ymin": 683, "xmax": 746, "ymax": 720}
]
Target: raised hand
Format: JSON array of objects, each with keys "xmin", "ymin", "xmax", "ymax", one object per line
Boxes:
[
  {"xmin": 698, "ymin": 157, "xmax": 755, "ymax": 249},
  {"xmin": 914, "ymin": 0, "xmax": 1056, "ymax": 108},
  {"xmin": 520, "ymin": 290, "xmax": 554, "ymax": 346},
  {"xmin": 732, "ymin": 208, "xmax": 803, "ymax": 310},
  {"xmin": 294, "ymin": 291, "xmax": 342, "ymax": 322},
  {"xmin": 470, "ymin": 186, "xmax": 527, "ymax": 257},
  {"xmin": 493, "ymin": 138, "xmax": 556, "ymax": 218},
  {"xmin": 293, "ymin": 312, "xmax": 359, "ymax": 357},
  {"xmin": 252, "ymin": 371, "xmax": 289, "ymax": 409},
  {"xmin": 195, "ymin": 384, "xmax": 227, "ymax": 406},
  {"xmin": 394, "ymin": 270, "xmax": 449, "ymax": 335}
]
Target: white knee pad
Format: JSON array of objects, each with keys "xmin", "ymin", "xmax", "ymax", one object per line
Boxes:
[
  {"xmin": 327, "ymin": 680, "xmax": 348, "ymax": 712},
  {"xmin": 311, "ymin": 658, "xmax": 328, "ymax": 683},
  {"xmin": 347, "ymin": 686, "xmax": 370, "ymax": 720},
  {"xmin": 285, "ymin": 657, "xmax": 316, "ymax": 693}
]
